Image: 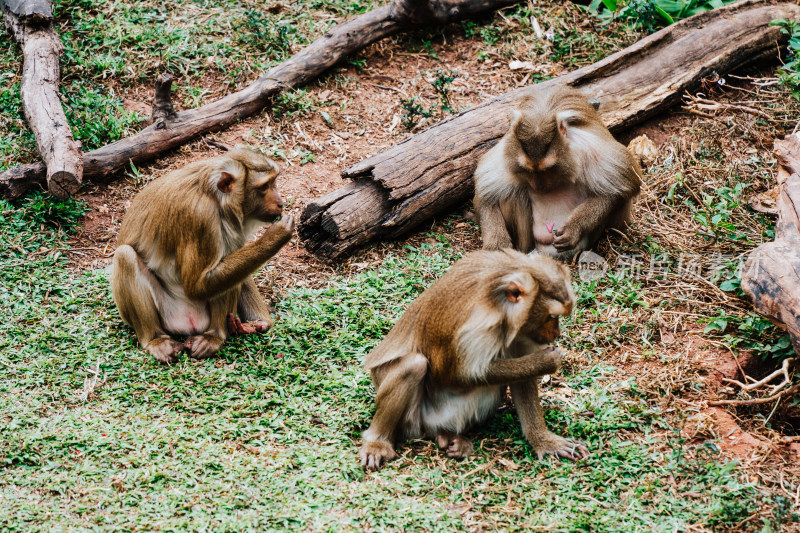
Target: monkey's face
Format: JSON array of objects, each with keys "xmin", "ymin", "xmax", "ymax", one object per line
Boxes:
[
  {"xmin": 515, "ymin": 118, "xmax": 574, "ymax": 194},
  {"xmin": 518, "ymin": 262, "xmax": 575, "ymax": 344},
  {"xmin": 244, "ymin": 169, "xmax": 284, "ymax": 222}
]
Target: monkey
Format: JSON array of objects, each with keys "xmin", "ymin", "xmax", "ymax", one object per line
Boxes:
[
  {"xmin": 359, "ymin": 249, "xmax": 587, "ymax": 471},
  {"xmin": 473, "ymin": 84, "xmax": 641, "ymax": 260},
  {"xmin": 111, "ymin": 146, "xmax": 294, "ymax": 364}
]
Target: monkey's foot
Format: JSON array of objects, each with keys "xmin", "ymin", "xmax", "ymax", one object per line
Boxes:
[
  {"xmin": 227, "ymin": 313, "xmax": 272, "ymax": 336},
  {"xmin": 359, "ymin": 440, "xmax": 396, "ymax": 471},
  {"xmin": 436, "ymin": 433, "xmax": 474, "ymax": 459},
  {"xmin": 145, "ymin": 336, "xmax": 184, "ymax": 365},
  {"xmin": 185, "ymin": 333, "xmax": 224, "ymax": 359},
  {"xmin": 532, "ymin": 432, "xmax": 588, "ymax": 461}
]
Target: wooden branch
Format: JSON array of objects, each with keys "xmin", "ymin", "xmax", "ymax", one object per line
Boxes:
[
  {"xmin": 0, "ymin": 0, "xmax": 518, "ymax": 200},
  {"xmin": 2, "ymin": 0, "xmax": 82, "ymax": 198},
  {"xmin": 299, "ymin": 0, "xmax": 800, "ymax": 259},
  {"xmin": 742, "ymin": 133, "xmax": 800, "ymax": 355}
]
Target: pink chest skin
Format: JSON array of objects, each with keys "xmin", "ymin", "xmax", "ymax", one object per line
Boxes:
[{"xmin": 530, "ymin": 186, "xmax": 586, "ymax": 245}]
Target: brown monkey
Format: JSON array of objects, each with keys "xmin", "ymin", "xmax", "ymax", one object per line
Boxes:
[
  {"xmin": 359, "ymin": 249, "xmax": 587, "ymax": 470},
  {"xmin": 473, "ymin": 84, "xmax": 641, "ymax": 260},
  {"xmin": 111, "ymin": 146, "xmax": 294, "ymax": 364}
]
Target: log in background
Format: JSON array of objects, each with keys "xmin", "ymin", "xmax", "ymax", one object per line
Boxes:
[
  {"xmin": 0, "ymin": 0, "xmax": 519, "ymax": 200},
  {"xmin": 299, "ymin": 0, "xmax": 800, "ymax": 260}
]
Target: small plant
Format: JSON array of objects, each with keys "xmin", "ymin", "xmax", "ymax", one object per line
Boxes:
[
  {"xmin": 771, "ymin": 19, "xmax": 800, "ymax": 99},
  {"xmin": 400, "ymin": 97, "xmax": 433, "ymax": 130},
  {"xmin": 430, "ymin": 70, "xmax": 457, "ymax": 113},
  {"xmin": 587, "ymin": 0, "xmax": 736, "ymax": 32},
  {"xmin": 271, "ymin": 89, "xmax": 314, "ymax": 120}
]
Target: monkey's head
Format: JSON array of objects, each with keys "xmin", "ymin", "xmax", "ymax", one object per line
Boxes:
[
  {"xmin": 211, "ymin": 146, "xmax": 284, "ymax": 222},
  {"xmin": 492, "ymin": 251, "xmax": 575, "ymax": 346},
  {"xmin": 510, "ymin": 87, "xmax": 600, "ymax": 193}
]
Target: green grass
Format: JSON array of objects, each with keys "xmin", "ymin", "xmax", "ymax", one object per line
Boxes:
[{"xmin": 1, "ymin": 197, "xmax": 791, "ymax": 531}]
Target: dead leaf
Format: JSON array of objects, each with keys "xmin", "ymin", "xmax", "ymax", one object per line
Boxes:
[{"xmin": 627, "ymin": 134, "xmax": 658, "ymax": 168}]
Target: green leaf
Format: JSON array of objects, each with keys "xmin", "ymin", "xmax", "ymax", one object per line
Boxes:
[{"xmin": 653, "ymin": 4, "xmax": 675, "ymax": 25}]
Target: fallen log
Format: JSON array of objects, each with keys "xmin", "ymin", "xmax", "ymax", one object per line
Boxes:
[
  {"xmin": 741, "ymin": 132, "xmax": 800, "ymax": 354},
  {"xmin": 0, "ymin": 0, "xmax": 519, "ymax": 200},
  {"xmin": 2, "ymin": 0, "xmax": 82, "ymax": 198},
  {"xmin": 299, "ymin": 0, "xmax": 800, "ymax": 259}
]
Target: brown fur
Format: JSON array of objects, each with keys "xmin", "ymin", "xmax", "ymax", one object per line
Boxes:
[
  {"xmin": 473, "ymin": 84, "xmax": 642, "ymax": 260},
  {"xmin": 359, "ymin": 249, "xmax": 588, "ymax": 470},
  {"xmin": 111, "ymin": 146, "xmax": 294, "ymax": 364}
]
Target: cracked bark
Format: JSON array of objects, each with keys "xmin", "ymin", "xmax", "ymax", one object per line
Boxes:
[{"xmin": 742, "ymin": 133, "xmax": 800, "ymax": 354}]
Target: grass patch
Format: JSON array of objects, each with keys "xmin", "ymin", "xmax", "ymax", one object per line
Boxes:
[{"xmin": 0, "ymin": 204, "xmax": 785, "ymax": 530}]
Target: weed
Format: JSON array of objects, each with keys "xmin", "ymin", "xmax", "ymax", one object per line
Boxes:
[
  {"xmin": 430, "ymin": 69, "xmax": 457, "ymax": 113},
  {"xmin": 587, "ymin": 0, "xmax": 737, "ymax": 32},
  {"xmin": 271, "ymin": 89, "xmax": 315, "ymax": 120},
  {"xmin": 772, "ymin": 18, "xmax": 800, "ymax": 99},
  {"xmin": 400, "ymin": 97, "xmax": 433, "ymax": 129}
]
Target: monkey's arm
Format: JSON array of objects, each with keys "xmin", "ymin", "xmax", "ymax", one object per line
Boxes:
[
  {"xmin": 483, "ymin": 347, "xmax": 561, "ymax": 384},
  {"xmin": 478, "ymin": 202, "xmax": 514, "ymax": 250},
  {"xmin": 446, "ymin": 346, "xmax": 561, "ymax": 387},
  {"xmin": 185, "ymin": 217, "xmax": 294, "ymax": 300}
]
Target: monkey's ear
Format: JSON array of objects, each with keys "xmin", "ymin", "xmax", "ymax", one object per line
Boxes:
[
  {"xmin": 505, "ymin": 280, "xmax": 526, "ymax": 303},
  {"xmin": 217, "ymin": 171, "xmax": 236, "ymax": 193},
  {"xmin": 555, "ymin": 111, "xmax": 577, "ymax": 137}
]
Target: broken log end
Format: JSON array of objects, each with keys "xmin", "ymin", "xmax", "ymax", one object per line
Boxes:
[
  {"xmin": 47, "ymin": 169, "xmax": 82, "ymax": 198},
  {"xmin": 152, "ymin": 72, "xmax": 177, "ymax": 126}
]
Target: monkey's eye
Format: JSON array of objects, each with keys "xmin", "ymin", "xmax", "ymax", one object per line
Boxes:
[
  {"xmin": 511, "ymin": 289, "xmax": 522, "ymax": 299},
  {"xmin": 258, "ymin": 183, "xmax": 271, "ymax": 193}
]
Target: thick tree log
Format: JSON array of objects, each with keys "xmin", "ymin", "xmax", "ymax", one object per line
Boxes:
[
  {"xmin": 299, "ymin": 0, "xmax": 800, "ymax": 259},
  {"xmin": 0, "ymin": 0, "xmax": 518, "ymax": 200},
  {"xmin": 2, "ymin": 0, "xmax": 82, "ymax": 198},
  {"xmin": 742, "ymin": 134, "xmax": 800, "ymax": 354}
]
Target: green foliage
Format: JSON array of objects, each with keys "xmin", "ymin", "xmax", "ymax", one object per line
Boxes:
[
  {"xmin": 62, "ymin": 82, "xmax": 142, "ymax": 150},
  {"xmin": 430, "ymin": 70, "xmax": 457, "ymax": 114},
  {"xmin": 400, "ymin": 97, "xmax": 433, "ymax": 129},
  {"xmin": 400, "ymin": 70, "xmax": 458, "ymax": 129},
  {"xmin": 0, "ymin": 213, "xmax": 775, "ymax": 529},
  {"xmin": 587, "ymin": 0, "xmax": 735, "ymax": 32},
  {"xmin": 772, "ymin": 19, "xmax": 800, "ymax": 99}
]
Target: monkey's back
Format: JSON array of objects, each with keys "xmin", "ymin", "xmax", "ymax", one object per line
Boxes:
[
  {"xmin": 365, "ymin": 250, "xmax": 530, "ymax": 378},
  {"xmin": 117, "ymin": 165, "xmax": 221, "ymax": 274}
]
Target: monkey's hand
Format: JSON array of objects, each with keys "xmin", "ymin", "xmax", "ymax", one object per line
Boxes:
[
  {"xmin": 262, "ymin": 214, "xmax": 295, "ymax": 245},
  {"xmin": 531, "ymin": 431, "xmax": 588, "ymax": 461},
  {"xmin": 436, "ymin": 433, "xmax": 474, "ymax": 459},
  {"xmin": 552, "ymin": 223, "xmax": 582, "ymax": 253},
  {"xmin": 359, "ymin": 440, "xmax": 396, "ymax": 471},
  {"xmin": 227, "ymin": 313, "xmax": 272, "ymax": 336},
  {"xmin": 537, "ymin": 346, "xmax": 563, "ymax": 375}
]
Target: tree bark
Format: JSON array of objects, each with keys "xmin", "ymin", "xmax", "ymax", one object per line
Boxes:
[
  {"xmin": 299, "ymin": 0, "xmax": 800, "ymax": 259},
  {"xmin": 742, "ymin": 133, "xmax": 800, "ymax": 355},
  {"xmin": 2, "ymin": 0, "xmax": 82, "ymax": 198},
  {"xmin": 0, "ymin": 0, "xmax": 519, "ymax": 200}
]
